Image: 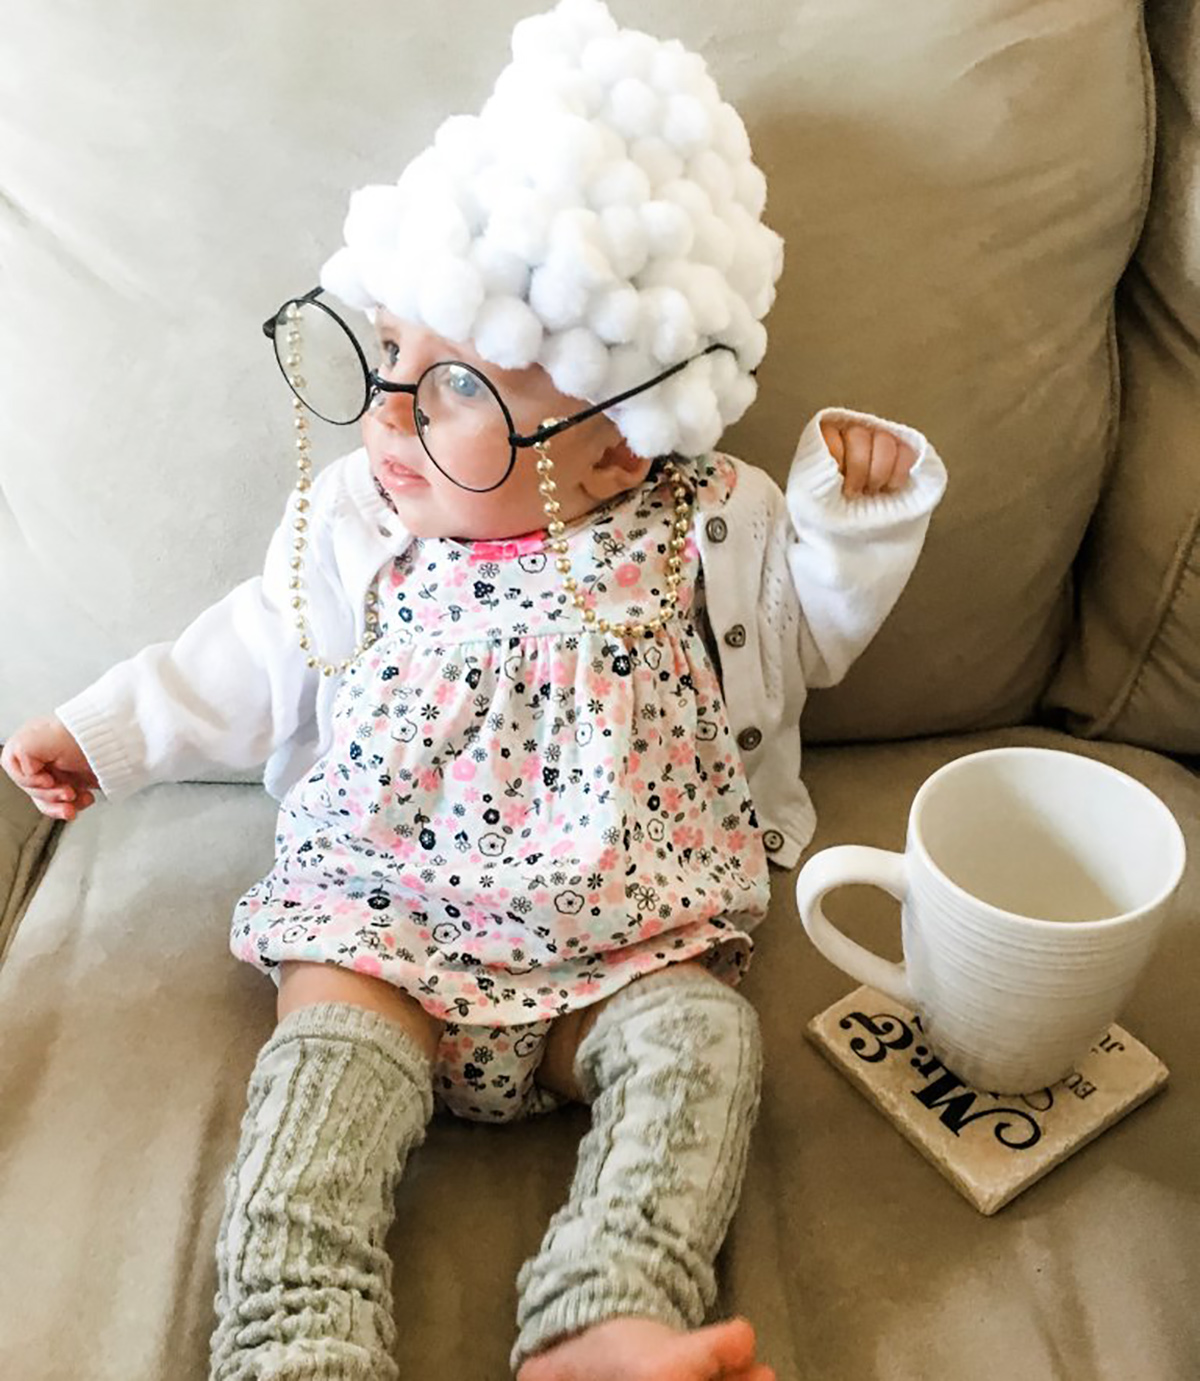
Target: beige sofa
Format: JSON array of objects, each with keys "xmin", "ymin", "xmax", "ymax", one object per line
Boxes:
[{"xmin": 2, "ymin": 1, "xmax": 1198, "ymax": 1377}]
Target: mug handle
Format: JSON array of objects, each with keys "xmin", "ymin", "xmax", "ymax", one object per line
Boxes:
[{"xmin": 794, "ymin": 846, "xmax": 914, "ymax": 1006}]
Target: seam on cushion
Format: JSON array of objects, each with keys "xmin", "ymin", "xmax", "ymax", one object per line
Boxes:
[
  {"xmin": 1082, "ymin": 5, "xmax": 1193, "ymax": 740},
  {"xmin": 1074, "ymin": 0, "xmax": 1169, "ymax": 739},
  {"xmin": 0, "ymin": 814, "xmax": 60, "ymax": 969},
  {"xmin": 1091, "ymin": 492, "xmax": 1200, "ymax": 740}
]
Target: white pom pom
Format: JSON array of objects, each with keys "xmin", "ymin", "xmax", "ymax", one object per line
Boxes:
[
  {"xmin": 546, "ymin": 216, "xmax": 615, "ymax": 291},
  {"xmin": 603, "ymin": 342, "xmax": 657, "ymax": 397},
  {"xmin": 688, "ymin": 149, "xmax": 735, "ymax": 206},
  {"xmin": 372, "ymin": 259, "xmax": 421, "ymax": 322},
  {"xmin": 469, "ymin": 235, "xmax": 531, "ymax": 298},
  {"xmin": 587, "ymin": 284, "xmax": 640, "ymax": 343},
  {"xmin": 629, "ymin": 135, "xmax": 685, "ymax": 190},
  {"xmin": 417, "ymin": 256, "xmax": 485, "ymax": 343},
  {"xmin": 663, "ymin": 261, "xmax": 732, "ymax": 335},
  {"xmin": 527, "ymin": 113, "xmax": 607, "ymax": 196},
  {"xmin": 691, "ymin": 211, "xmax": 737, "ymax": 273},
  {"xmin": 637, "ymin": 285, "xmax": 698, "ymax": 365},
  {"xmin": 733, "ymin": 160, "xmax": 768, "ymax": 217},
  {"xmin": 649, "ymin": 40, "xmax": 708, "ymax": 96},
  {"xmin": 598, "ymin": 205, "xmax": 650, "ymax": 279},
  {"xmin": 658, "ymin": 176, "xmax": 713, "ymax": 222},
  {"xmin": 607, "ymin": 76, "xmax": 661, "ymax": 140},
  {"xmin": 714, "ymin": 102, "xmax": 752, "ymax": 162},
  {"xmin": 544, "ymin": 67, "xmax": 606, "ymax": 118},
  {"xmin": 344, "ymin": 185, "xmax": 404, "ymax": 253},
  {"xmin": 613, "ymin": 29, "xmax": 658, "ymax": 80},
  {"xmin": 488, "ymin": 186, "xmax": 557, "ymax": 264},
  {"xmin": 433, "ymin": 115, "xmax": 488, "ymax": 177},
  {"xmin": 580, "ymin": 33, "xmax": 630, "ymax": 85},
  {"xmin": 539, "ymin": 325, "xmax": 609, "ymax": 399},
  {"xmin": 663, "ymin": 94, "xmax": 713, "ymax": 155},
  {"xmin": 511, "ymin": 8, "xmax": 585, "ymax": 65},
  {"xmin": 613, "ymin": 396, "xmax": 679, "ymax": 458},
  {"xmin": 587, "ymin": 158, "xmax": 652, "ymax": 209},
  {"xmin": 319, "ymin": 245, "xmax": 376, "ymax": 312},
  {"xmin": 717, "ymin": 371, "xmax": 758, "ymax": 427},
  {"xmin": 529, "ymin": 259, "xmax": 590, "ymax": 331},
  {"xmin": 472, "ymin": 295, "xmax": 544, "ymax": 369},
  {"xmin": 640, "ymin": 199, "xmax": 695, "ymax": 260},
  {"xmin": 741, "ymin": 319, "xmax": 768, "ymax": 370}
]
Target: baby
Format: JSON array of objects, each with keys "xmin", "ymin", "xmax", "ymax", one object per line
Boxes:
[{"xmin": 0, "ymin": 3, "xmax": 947, "ymax": 1379}]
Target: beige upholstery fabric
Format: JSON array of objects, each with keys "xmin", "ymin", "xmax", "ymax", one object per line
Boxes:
[
  {"xmin": 0, "ymin": 729, "xmax": 1195, "ymax": 1380},
  {"xmin": 1044, "ymin": 1, "xmax": 1200, "ymax": 752},
  {"xmin": 0, "ymin": 0, "xmax": 1154, "ymax": 751}
]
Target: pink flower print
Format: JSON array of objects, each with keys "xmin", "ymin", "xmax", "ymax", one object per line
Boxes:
[
  {"xmin": 462, "ymin": 787, "xmax": 481, "ymax": 803},
  {"xmin": 661, "ymin": 786, "xmax": 683, "ymax": 813},
  {"xmin": 628, "ymin": 752, "xmax": 641, "ymax": 775},
  {"xmin": 400, "ymin": 871, "xmax": 423, "ymax": 891},
  {"xmin": 418, "ymin": 769, "xmax": 440, "ymax": 792},
  {"xmin": 392, "ymin": 836, "xmax": 416, "ymax": 860},
  {"xmin": 435, "ymin": 681, "xmax": 455, "ymax": 705},
  {"xmin": 616, "ymin": 562, "xmax": 641, "ymax": 587},
  {"xmin": 726, "ymin": 830, "xmax": 747, "ymax": 853},
  {"xmin": 451, "ymin": 758, "xmax": 476, "ymax": 782},
  {"xmin": 503, "ymin": 802, "xmax": 526, "ymax": 828},
  {"xmin": 669, "ymin": 741, "xmax": 693, "ymax": 767},
  {"xmin": 552, "ymin": 660, "xmax": 574, "ymax": 687},
  {"xmin": 597, "ymin": 847, "xmax": 618, "ymax": 871},
  {"xmin": 352, "ymin": 953, "xmax": 382, "ymax": 977},
  {"xmin": 590, "ymin": 676, "xmax": 613, "ymax": 698}
]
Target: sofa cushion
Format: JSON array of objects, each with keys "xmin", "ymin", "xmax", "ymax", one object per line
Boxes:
[
  {"xmin": 1043, "ymin": 1, "xmax": 1200, "ymax": 752},
  {"xmin": 0, "ymin": 763, "xmax": 54, "ymax": 967},
  {"xmin": 0, "ymin": 0, "xmax": 1155, "ymax": 759},
  {"xmin": 1, "ymin": 728, "xmax": 1196, "ymax": 1379}
]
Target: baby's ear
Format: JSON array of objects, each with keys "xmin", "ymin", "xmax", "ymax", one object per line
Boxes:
[{"xmin": 588, "ymin": 437, "xmax": 654, "ymax": 496}]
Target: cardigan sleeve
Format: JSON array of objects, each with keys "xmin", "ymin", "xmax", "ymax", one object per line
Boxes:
[
  {"xmin": 53, "ymin": 476, "xmax": 336, "ymax": 804},
  {"xmin": 782, "ymin": 406, "xmax": 948, "ymax": 689}
]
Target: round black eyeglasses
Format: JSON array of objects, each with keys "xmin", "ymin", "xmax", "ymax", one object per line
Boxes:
[{"xmin": 263, "ymin": 286, "xmax": 739, "ymax": 493}]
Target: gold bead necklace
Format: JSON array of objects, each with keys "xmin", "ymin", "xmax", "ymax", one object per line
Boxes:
[{"xmin": 282, "ymin": 303, "xmax": 696, "ymax": 676}]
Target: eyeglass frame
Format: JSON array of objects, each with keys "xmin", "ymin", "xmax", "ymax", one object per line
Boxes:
[{"xmin": 262, "ymin": 285, "xmax": 744, "ymax": 493}]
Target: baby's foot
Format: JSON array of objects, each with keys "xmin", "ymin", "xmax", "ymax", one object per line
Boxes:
[{"xmin": 516, "ymin": 1315, "xmax": 776, "ymax": 1381}]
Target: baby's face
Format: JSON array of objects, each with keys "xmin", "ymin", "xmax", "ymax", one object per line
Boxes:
[{"xmin": 363, "ymin": 310, "xmax": 652, "ymax": 542}]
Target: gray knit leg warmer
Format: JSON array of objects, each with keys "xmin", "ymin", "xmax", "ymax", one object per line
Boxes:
[
  {"xmin": 209, "ymin": 1001, "xmax": 435, "ymax": 1381},
  {"xmin": 510, "ymin": 967, "xmax": 763, "ymax": 1373}
]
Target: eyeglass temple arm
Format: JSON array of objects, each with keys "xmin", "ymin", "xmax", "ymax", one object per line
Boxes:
[
  {"xmin": 261, "ymin": 285, "xmax": 326, "ymax": 339},
  {"xmin": 511, "ymin": 343, "xmax": 744, "ymax": 447}
]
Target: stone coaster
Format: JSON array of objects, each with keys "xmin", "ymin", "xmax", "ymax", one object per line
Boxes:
[{"xmin": 805, "ymin": 986, "xmax": 1169, "ymax": 1215}]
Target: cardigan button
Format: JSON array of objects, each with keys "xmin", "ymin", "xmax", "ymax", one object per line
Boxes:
[
  {"xmin": 736, "ymin": 726, "xmax": 762, "ymax": 751},
  {"xmin": 705, "ymin": 516, "xmax": 728, "ymax": 542},
  {"xmin": 723, "ymin": 623, "xmax": 747, "ymax": 648},
  {"xmin": 762, "ymin": 829, "xmax": 785, "ymax": 853}
]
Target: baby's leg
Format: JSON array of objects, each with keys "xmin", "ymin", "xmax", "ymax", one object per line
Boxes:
[
  {"xmin": 512, "ymin": 965, "xmax": 767, "ymax": 1380},
  {"xmin": 209, "ymin": 962, "xmax": 444, "ymax": 1380}
]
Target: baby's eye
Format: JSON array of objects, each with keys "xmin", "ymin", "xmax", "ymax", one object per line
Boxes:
[
  {"xmin": 381, "ymin": 340, "xmax": 400, "ymax": 367},
  {"xmin": 441, "ymin": 364, "xmax": 481, "ymax": 399}
]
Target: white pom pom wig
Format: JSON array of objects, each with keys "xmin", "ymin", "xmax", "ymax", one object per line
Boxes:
[{"xmin": 319, "ymin": 0, "xmax": 784, "ymax": 460}]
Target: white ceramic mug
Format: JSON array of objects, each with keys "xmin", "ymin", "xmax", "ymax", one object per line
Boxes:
[{"xmin": 795, "ymin": 747, "xmax": 1187, "ymax": 1094}]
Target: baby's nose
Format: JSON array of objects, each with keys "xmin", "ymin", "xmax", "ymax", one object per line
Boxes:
[{"xmin": 371, "ymin": 385, "xmax": 419, "ymax": 435}]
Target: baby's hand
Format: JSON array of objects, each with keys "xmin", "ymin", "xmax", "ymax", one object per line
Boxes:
[
  {"xmin": 1, "ymin": 715, "xmax": 100, "ymax": 821},
  {"xmin": 820, "ymin": 418, "xmax": 918, "ymax": 498}
]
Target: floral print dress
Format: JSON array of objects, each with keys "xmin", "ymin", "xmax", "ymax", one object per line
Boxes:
[{"xmin": 230, "ymin": 452, "xmax": 772, "ymax": 1026}]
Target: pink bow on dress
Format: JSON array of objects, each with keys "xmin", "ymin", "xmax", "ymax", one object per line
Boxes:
[{"xmin": 467, "ymin": 532, "xmax": 547, "ymax": 562}]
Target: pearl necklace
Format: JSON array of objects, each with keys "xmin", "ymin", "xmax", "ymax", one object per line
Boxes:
[{"xmin": 281, "ymin": 303, "xmax": 696, "ymax": 676}]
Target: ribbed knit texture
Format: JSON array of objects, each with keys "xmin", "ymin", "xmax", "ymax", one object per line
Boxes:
[
  {"xmin": 209, "ymin": 1001, "xmax": 434, "ymax": 1380},
  {"xmin": 510, "ymin": 967, "xmax": 763, "ymax": 1372}
]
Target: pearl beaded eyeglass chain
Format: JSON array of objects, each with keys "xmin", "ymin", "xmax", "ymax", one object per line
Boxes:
[{"xmin": 282, "ymin": 303, "xmax": 696, "ymax": 678}]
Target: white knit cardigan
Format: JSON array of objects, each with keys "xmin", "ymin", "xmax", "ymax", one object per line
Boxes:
[{"xmin": 56, "ymin": 406, "xmax": 947, "ymax": 869}]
